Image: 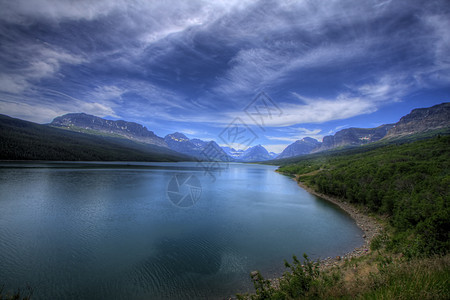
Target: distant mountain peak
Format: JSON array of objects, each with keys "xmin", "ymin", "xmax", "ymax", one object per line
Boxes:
[
  {"xmin": 221, "ymin": 144, "xmax": 273, "ymax": 162},
  {"xmin": 269, "ymin": 152, "xmax": 279, "ymax": 159},
  {"xmin": 239, "ymin": 144, "xmax": 271, "ymax": 162},
  {"xmin": 165, "ymin": 132, "xmax": 189, "ymax": 141},
  {"xmin": 164, "ymin": 132, "xmax": 229, "ymax": 161},
  {"xmin": 276, "ymin": 137, "xmax": 321, "ymax": 159},
  {"xmin": 302, "ymin": 137, "xmax": 318, "ymax": 143}
]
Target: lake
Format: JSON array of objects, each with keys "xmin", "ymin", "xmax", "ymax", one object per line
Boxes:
[{"xmin": 0, "ymin": 162, "xmax": 363, "ymax": 299}]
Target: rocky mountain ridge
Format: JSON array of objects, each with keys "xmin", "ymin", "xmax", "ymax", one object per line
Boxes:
[
  {"xmin": 50, "ymin": 113, "xmax": 277, "ymax": 162},
  {"xmin": 385, "ymin": 102, "xmax": 449, "ymax": 138},
  {"xmin": 277, "ymin": 102, "xmax": 449, "ymax": 159},
  {"xmin": 51, "ymin": 113, "xmax": 167, "ymax": 147},
  {"xmin": 277, "ymin": 137, "xmax": 321, "ymax": 159},
  {"xmin": 312, "ymin": 124, "xmax": 395, "ymax": 153},
  {"xmin": 48, "ymin": 102, "xmax": 449, "ymax": 161}
]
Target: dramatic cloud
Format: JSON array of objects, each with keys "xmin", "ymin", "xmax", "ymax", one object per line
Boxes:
[{"xmin": 0, "ymin": 0, "xmax": 449, "ymax": 147}]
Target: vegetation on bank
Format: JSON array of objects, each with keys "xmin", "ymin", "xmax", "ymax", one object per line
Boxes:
[
  {"xmin": 279, "ymin": 135, "xmax": 449, "ymax": 257},
  {"xmin": 239, "ymin": 134, "xmax": 449, "ymax": 299},
  {"xmin": 238, "ymin": 252, "xmax": 449, "ymax": 299}
]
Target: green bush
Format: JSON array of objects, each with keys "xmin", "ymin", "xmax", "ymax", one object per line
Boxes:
[{"xmin": 237, "ymin": 254, "xmax": 320, "ymax": 300}]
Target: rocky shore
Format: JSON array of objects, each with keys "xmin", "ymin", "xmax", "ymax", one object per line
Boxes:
[
  {"xmin": 231, "ymin": 172, "xmax": 384, "ymax": 297},
  {"xmin": 252, "ymin": 174, "xmax": 384, "ymax": 293},
  {"xmin": 292, "ymin": 174, "xmax": 383, "ymax": 268}
]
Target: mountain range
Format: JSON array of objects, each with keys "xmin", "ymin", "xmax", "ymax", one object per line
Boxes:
[
  {"xmin": 1, "ymin": 102, "xmax": 448, "ymax": 162},
  {"xmin": 49, "ymin": 113, "xmax": 277, "ymax": 162},
  {"xmin": 0, "ymin": 114, "xmax": 190, "ymax": 162},
  {"xmin": 222, "ymin": 145, "xmax": 278, "ymax": 162},
  {"xmin": 276, "ymin": 102, "xmax": 449, "ymax": 159}
]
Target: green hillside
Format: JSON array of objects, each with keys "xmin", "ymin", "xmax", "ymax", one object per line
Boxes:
[
  {"xmin": 278, "ymin": 134, "xmax": 449, "ymax": 256},
  {"xmin": 239, "ymin": 133, "xmax": 449, "ymax": 299},
  {"xmin": 0, "ymin": 114, "xmax": 192, "ymax": 162}
]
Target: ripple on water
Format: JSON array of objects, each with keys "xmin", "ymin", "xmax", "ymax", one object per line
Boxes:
[{"xmin": 0, "ymin": 162, "xmax": 363, "ymax": 299}]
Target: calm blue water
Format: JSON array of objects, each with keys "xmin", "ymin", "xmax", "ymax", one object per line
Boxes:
[{"xmin": 0, "ymin": 162, "xmax": 363, "ymax": 299}]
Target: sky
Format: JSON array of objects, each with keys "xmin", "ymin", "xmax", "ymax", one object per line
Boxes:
[{"xmin": 0, "ymin": 0, "xmax": 449, "ymax": 153}]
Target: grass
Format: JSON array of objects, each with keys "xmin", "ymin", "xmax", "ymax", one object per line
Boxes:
[
  {"xmin": 336, "ymin": 253, "xmax": 450, "ymax": 300},
  {"xmin": 360, "ymin": 255, "xmax": 449, "ymax": 299},
  {"xmin": 237, "ymin": 251, "xmax": 449, "ymax": 299}
]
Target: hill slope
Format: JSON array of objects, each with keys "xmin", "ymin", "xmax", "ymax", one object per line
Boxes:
[{"xmin": 0, "ymin": 114, "xmax": 192, "ymax": 161}]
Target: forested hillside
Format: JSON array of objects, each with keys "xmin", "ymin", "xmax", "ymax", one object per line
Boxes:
[
  {"xmin": 278, "ymin": 135, "xmax": 449, "ymax": 256},
  {"xmin": 0, "ymin": 114, "xmax": 191, "ymax": 162}
]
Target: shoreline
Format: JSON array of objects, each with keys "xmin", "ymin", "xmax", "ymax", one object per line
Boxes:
[
  {"xmin": 251, "ymin": 171, "xmax": 384, "ymax": 293},
  {"xmin": 279, "ymin": 171, "xmax": 382, "ymax": 268}
]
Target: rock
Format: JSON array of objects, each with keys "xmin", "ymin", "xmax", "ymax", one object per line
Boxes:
[
  {"xmin": 385, "ymin": 102, "xmax": 450, "ymax": 138},
  {"xmin": 250, "ymin": 271, "xmax": 259, "ymax": 279}
]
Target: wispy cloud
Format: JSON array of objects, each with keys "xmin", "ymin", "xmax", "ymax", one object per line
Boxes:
[
  {"xmin": 0, "ymin": 89, "xmax": 117, "ymax": 123},
  {"xmin": 267, "ymin": 127, "xmax": 323, "ymax": 141},
  {"xmin": 220, "ymin": 92, "xmax": 377, "ymax": 128},
  {"xmin": 0, "ymin": 37, "xmax": 86, "ymax": 94},
  {"xmin": 264, "ymin": 144, "xmax": 289, "ymax": 154},
  {"xmin": 0, "ymin": 0, "xmax": 120, "ymax": 23},
  {"xmin": 0, "ymin": 0, "xmax": 448, "ymax": 137}
]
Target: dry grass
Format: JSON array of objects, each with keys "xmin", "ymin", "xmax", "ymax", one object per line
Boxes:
[{"xmin": 309, "ymin": 253, "xmax": 450, "ymax": 300}]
